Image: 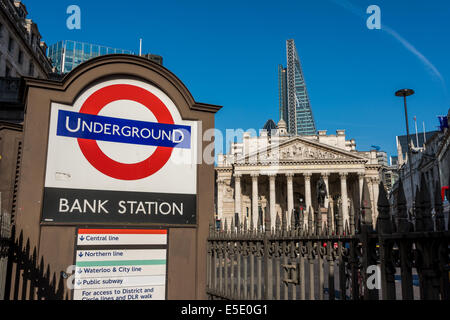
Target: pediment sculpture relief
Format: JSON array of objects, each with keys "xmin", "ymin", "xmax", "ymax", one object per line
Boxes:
[
  {"xmin": 245, "ymin": 141, "xmax": 355, "ymax": 163},
  {"xmin": 280, "ymin": 143, "xmax": 346, "ymax": 161}
]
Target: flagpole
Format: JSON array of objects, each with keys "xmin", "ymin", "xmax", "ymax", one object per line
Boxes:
[
  {"xmin": 414, "ymin": 116, "xmax": 419, "ymax": 148},
  {"xmin": 423, "ymin": 122, "xmax": 426, "ymax": 145}
]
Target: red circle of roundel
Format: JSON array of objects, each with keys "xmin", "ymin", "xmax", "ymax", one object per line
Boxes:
[{"xmin": 77, "ymin": 84, "xmax": 174, "ymax": 181}]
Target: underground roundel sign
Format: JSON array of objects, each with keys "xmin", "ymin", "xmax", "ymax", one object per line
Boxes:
[{"xmin": 42, "ymin": 79, "xmax": 197, "ymax": 225}]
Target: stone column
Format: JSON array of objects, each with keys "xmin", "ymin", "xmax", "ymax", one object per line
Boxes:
[
  {"xmin": 322, "ymin": 172, "xmax": 330, "ymax": 209},
  {"xmin": 371, "ymin": 177, "xmax": 380, "ymax": 225},
  {"xmin": 358, "ymin": 173, "xmax": 365, "ymax": 203},
  {"xmin": 269, "ymin": 174, "xmax": 277, "ymax": 229},
  {"xmin": 366, "ymin": 177, "xmax": 375, "ymax": 222},
  {"xmin": 304, "ymin": 173, "xmax": 312, "ymax": 212},
  {"xmin": 286, "ymin": 173, "xmax": 294, "ymax": 227},
  {"xmin": 251, "ymin": 173, "xmax": 259, "ymax": 228},
  {"xmin": 217, "ymin": 178, "xmax": 224, "ymax": 220},
  {"xmin": 340, "ymin": 172, "xmax": 349, "ymax": 228},
  {"xmin": 234, "ymin": 173, "xmax": 242, "ymax": 220}
]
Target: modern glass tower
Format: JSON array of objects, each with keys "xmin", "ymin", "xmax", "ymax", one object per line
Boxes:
[
  {"xmin": 278, "ymin": 39, "xmax": 317, "ymax": 136},
  {"xmin": 47, "ymin": 40, "xmax": 134, "ymax": 74}
]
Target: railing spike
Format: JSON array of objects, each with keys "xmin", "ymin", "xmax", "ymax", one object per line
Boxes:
[
  {"xmin": 265, "ymin": 208, "xmax": 271, "ymax": 232},
  {"xmin": 276, "ymin": 213, "xmax": 281, "ymax": 232},
  {"xmin": 316, "ymin": 207, "xmax": 322, "ymax": 236},
  {"xmin": 327, "ymin": 204, "xmax": 333, "ymax": 235},
  {"xmin": 217, "ymin": 219, "xmax": 222, "ymax": 235},
  {"xmin": 361, "ymin": 178, "xmax": 373, "ymax": 231},
  {"xmin": 298, "ymin": 208, "xmax": 304, "ymax": 233},
  {"xmin": 349, "ymin": 201, "xmax": 355, "ymax": 235},
  {"xmin": 257, "ymin": 207, "xmax": 262, "ymax": 231},
  {"xmin": 414, "ymin": 185, "xmax": 423, "ymax": 232},
  {"xmin": 231, "ymin": 217, "xmax": 236, "ymax": 235},
  {"xmin": 282, "ymin": 210, "xmax": 287, "ymax": 233},
  {"xmin": 396, "ymin": 178, "xmax": 411, "ymax": 233},
  {"xmin": 419, "ymin": 173, "xmax": 433, "ymax": 231},
  {"xmin": 337, "ymin": 200, "xmax": 344, "ymax": 236},
  {"xmin": 376, "ymin": 181, "xmax": 392, "ymax": 234},
  {"xmin": 290, "ymin": 209, "xmax": 296, "ymax": 234}
]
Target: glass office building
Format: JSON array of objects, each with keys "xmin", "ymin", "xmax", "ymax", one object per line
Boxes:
[
  {"xmin": 47, "ymin": 40, "xmax": 134, "ymax": 74},
  {"xmin": 278, "ymin": 39, "xmax": 317, "ymax": 136}
]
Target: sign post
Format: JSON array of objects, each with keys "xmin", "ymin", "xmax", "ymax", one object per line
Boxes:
[{"xmin": 9, "ymin": 55, "xmax": 221, "ymax": 300}]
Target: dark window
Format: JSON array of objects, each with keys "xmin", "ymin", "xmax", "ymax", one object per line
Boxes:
[
  {"xmin": 18, "ymin": 50, "xmax": 23, "ymax": 64},
  {"xmin": 0, "ymin": 22, "xmax": 3, "ymax": 38},
  {"xmin": 5, "ymin": 65, "xmax": 11, "ymax": 77},
  {"xmin": 8, "ymin": 37, "xmax": 14, "ymax": 52},
  {"xmin": 29, "ymin": 62, "xmax": 34, "ymax": 76}
]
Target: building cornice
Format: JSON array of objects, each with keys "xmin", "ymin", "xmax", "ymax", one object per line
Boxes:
[
  {"xmin": 216, "ymin": 159, "xmax": 371, "ymax": 172},
  {"xmin": 231, "ymin": 159, "xmax": 368, "ymax": 166}
]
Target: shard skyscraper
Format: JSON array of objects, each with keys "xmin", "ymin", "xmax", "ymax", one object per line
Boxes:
[{"xmin": 278, "ymin": 39, "xmax": 317, "ymax": 136}]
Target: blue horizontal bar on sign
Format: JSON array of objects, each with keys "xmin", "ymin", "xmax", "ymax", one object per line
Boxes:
[{"xmin": 57, "ymin": 110, "xmax": 191, "ymax": 149}]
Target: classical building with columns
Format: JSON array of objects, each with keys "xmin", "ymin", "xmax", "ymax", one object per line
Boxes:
[{"xmin": 216, "ymin": 119, "xmax": 381, "ymax": 229}]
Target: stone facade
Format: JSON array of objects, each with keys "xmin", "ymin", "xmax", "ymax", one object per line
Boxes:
[
  {"xmin": 216, "ymin": 120, "xmax": 381, "ymax": 229},
  {"xmin": 391, "ymin": 109, "xmax": 450, "ymax": 214},
  {"xmin": 0, "ymin": 0, "xmax": 52, "ymax": 78},
  {"xmin": 437, "ymin": 109, "xmax": 450, "ymax": 198}
]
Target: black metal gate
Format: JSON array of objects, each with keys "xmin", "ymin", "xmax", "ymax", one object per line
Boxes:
[{"xmin": 207, "ymin": 175, "xmax": 450, "ymax": 300}]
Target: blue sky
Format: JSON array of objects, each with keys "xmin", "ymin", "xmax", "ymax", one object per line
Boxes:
[{"xmin": 24, "ymin": 0, "xmax": 450, "ymax": 159}]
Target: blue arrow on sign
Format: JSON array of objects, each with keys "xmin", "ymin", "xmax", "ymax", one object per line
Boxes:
[
  {"xmin": 80, "ymin": 236, "xmax": 85, "ymax": 241},
  {"xmin": 78, "ymin": 252, "xmax": 83, "ymax": 257}
]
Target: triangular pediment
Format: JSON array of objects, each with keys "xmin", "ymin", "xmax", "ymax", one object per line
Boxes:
[{"xmin": 242, "ymin": 136, "xmax": 367, "ymax": 163}]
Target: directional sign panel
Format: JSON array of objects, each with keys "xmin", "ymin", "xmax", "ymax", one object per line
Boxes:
[
  {"xmin": 42, "ymin": 79, "xmax": 198, "ymax": 225},
  {"xmin": 74, "ymin": 229, "xmax": 168, "ymax": 300}
]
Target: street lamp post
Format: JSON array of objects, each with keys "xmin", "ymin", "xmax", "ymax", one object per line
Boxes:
[{"xmin": 395, "ymin": 88, "xmax": 416, "ymax": 219}]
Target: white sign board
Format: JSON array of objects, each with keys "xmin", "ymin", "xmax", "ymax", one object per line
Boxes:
[
  {"xmin": 42, "ymin": 79, "xmax": 198, "ymax": 225},
  {"xmin": 74, "ymin": 229, "xmax": 167, "ymax": 300}
]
